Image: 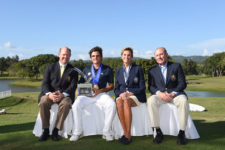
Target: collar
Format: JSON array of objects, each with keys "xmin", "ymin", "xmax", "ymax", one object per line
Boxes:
[
  {"xmin": 59, "ymin": 62, "xmax": 67, "ymax": 68},
  {"xmin": 159, "ymin": 61, "xmax": 168, "ymax": 68},
  {"xmin": 123, "ymin": 63, "xmax": 132, "ymax": 70}
]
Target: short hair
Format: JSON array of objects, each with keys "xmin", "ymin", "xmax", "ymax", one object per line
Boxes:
[
  {"xmin": 59, "ymin": 47, "xmax": 71, "ymax": 53},
  {"xmin": 155, "ymin": 47, "xmax": 168, "ymax": 55},
  {"xmin": 121, "ymin": 47, "xmax": 133, "ymax": 58},
  {"xmin": 89, "ymin": 46, "xmax": 103, "ymax": 57}
]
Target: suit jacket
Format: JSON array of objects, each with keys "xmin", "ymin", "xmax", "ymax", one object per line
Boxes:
[
  {"xmin": 38, "ymin": 62, "xmax": 78, "ymax": 103},
  {"xmin": 114, "ymin": 63, "xmax": 146, "ymax": 103},
  {"xmin": 148, "ymin": 61, "xmax": 186, "ymax": 97}
]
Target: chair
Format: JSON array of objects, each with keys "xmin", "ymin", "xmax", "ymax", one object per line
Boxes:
[{"xmin": 33, "ymin": 104, "xmax": 73, "ymax": 138}]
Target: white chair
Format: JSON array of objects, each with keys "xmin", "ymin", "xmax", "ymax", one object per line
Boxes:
[
  {"xmin": 33, "ymin": 104, "xmax": 73, "ymax": 138},
  {"xmin": 113, "ymin": 103, "xmax": 200, "ymax": 139},
  {"xmin": 33, "ymin": 102, "xmax": 200, "ymax": 140},
  {"xmin": 158, "ymin": 103, "xmax": 200, "ymax": 139}
]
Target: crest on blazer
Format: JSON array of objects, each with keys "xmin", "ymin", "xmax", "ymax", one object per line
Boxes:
[
  {"xmin": 134, "ymin": 77, "xmax": 139, "ymax": 83},
  {"xmin": 66, "ymin": 76, "xmax": 71, "ymax": 82},
  {"xmin": 170, "ymin": 74, "xmax": 176, "ymax": 81}
]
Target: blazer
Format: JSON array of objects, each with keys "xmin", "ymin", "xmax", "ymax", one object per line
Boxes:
[
  {"xmin": 114, "ymin": 63, "xmax": 146, "ymax": 103},
  {"xmin": 38, "ymin": 62, "xmax": 78, "ymax": 103},
  {"xmin": 148, "ymin": 61, "xmax": 186, "ymax": 97}
]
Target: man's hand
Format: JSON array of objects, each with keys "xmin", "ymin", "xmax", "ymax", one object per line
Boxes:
[
  {"xmin": 92, "ymin": 89, "xmax": 102, "ymax": 97},
  {"xmin": 157, "ymin": 91, "xmax": 173, "ymax": 102},
  {"xmin": 48, "ymin": 91, "xmax": 64, "ymax": 103}
]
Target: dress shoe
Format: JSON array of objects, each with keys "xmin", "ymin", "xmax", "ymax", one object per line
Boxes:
[
  {"xmin": 153, "ymin": 128, "xmax": 164, "ymax": 144},
  {"xmin": 121, "ymin": 136, "xmax": 132, "ymax": 145},
  {"xmin": 51, "ymin": 128, "xmax": 61, "ymax": 141},
  {"xmin": 118, "ymin": 135, "xmax": 126, "ymax": 143},
  {"xmin": 177, "ymin": 130, "xmax": 187, "ymax": 145},
  {"xmin": 39, "ymin": 131, "xmax": 49, "ymax": 141}
]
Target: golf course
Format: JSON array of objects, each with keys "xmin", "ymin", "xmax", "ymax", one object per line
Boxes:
[{"xmin": 0, "ymin": 76, "xmax": 225, "ymax": 150}]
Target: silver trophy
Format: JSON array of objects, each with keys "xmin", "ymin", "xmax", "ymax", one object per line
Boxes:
[{"xmin": 73, "ymin": 67, "xmax": 93, "ymax": 97}]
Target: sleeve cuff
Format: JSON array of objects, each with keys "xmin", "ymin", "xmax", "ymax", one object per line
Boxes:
[
  {"xmin": 172, "ymin": 91, "xmax": 178, "ymax": 96},
  {"xmin": 45, "ymin": 92, "xmax": 51, "ymax": 96},
  {"xmin": 63, "ymin": 92, "xmax": 69, "ymax": 97}
]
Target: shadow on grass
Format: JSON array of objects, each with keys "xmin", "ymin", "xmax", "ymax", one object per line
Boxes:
[
  {"xmin": 0, "ymin": 97, "xmax": 25, "ymax": 107},
  {"xmin": 194, "ymin": 120, "xmax": 225, "ymax": 141},
  {"xmin": 0, "ymin": 122, "xmax": 35, "ymax": 134}
]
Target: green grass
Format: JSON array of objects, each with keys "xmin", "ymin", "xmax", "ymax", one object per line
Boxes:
[
  {"xmin": 0, "ymin": 92, "xmax": 225, "ymax": 150},
  {"xmin": 10, "ymin": 80, "xmax": 42, "ymax": 87},
  {"xmin": 186, "ymin": 75, "xmax": 225, "ymax": 93}
]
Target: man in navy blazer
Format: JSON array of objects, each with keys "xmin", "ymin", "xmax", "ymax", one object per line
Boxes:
[
  {"xmin": 147, "ymin": 47, "xmax": 189, "ymax": 145},
  {"xmin": 38, "ymin": 47, "xmax": 78, "ymax": 142}
]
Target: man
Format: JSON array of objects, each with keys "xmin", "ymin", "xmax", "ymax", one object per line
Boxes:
[
  {"xmin": 70, "ymin": 46, "xmax": 116, "ymax": 142},
  {"xmin": 147, "ymin": 47, "xmax": 189, "ymax": 145},
  {"xmin": 38, "ymin": 47, "xmax": 78, "ymax": 141}
]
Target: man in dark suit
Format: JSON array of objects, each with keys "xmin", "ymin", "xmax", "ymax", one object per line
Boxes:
[
  {"xmin": 38, "ymin": 46, "xmax": 78, "ymax": 141},
  {"xmin": 147, "ymin": 47, "xmax": 189, "ymax": 145}
]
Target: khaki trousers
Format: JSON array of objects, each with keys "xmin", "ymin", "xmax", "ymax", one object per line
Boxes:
[
  {"xmin": 147, "ymin": 94, "xmax": 189, "ymax": 131},
  {"xmin": 39, "ymin": 95, "xmax": 72, "ymax": 130}
]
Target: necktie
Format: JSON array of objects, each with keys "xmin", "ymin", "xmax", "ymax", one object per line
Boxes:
[{"xmin": 60, "ymin": 64, "xmax": 65, "ymax": 78}]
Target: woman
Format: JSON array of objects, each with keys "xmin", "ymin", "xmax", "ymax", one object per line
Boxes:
[{"xmin": 114, "ymin": 47, "xmax": 146, "ymax": 144}]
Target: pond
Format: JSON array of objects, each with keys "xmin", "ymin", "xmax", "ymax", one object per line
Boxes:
[
  {"xmin": 0, "ymin": 80, "xmax": 224, "ymax": 97},
  {"xmin": 0, "ymin": 80, "xmax": 40, "ymax": 93}
]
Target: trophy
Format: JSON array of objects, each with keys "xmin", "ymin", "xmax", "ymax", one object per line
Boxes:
[{"xmin": 73, "ymin": 67, "xmax": 94, "ymax": 97}]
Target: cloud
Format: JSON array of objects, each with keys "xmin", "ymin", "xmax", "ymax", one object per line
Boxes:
[
  {"xmin": 203, "ymin": 49, "xmax": 210, "ymax": 56},
  {"xmin": 134, "ymin": 49, "xmax": 154, "ymax": 59},
  {"xmin": 3, "ymin": 42, "xmax": 16, "ymax": 49},
  {"xmin": 189, "ymin": 38, "xmax": 225, "ymax": 49},
  {"xmin": 77, "ymin": 54, "xmax": 89, "ymax": 60},
  {"xmin": 188, "ymin": 38, "xmax": 225, "ymax": 56}
]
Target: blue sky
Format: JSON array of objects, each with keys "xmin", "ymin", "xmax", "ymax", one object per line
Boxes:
[{"xmin": 0, "ymin": 0, "xmax": 225, "ymax": 60}]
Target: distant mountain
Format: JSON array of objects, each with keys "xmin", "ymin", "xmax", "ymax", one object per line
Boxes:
[{"xmin": 171, "ymin": 55, "xmax": 209, "ymax": 63}]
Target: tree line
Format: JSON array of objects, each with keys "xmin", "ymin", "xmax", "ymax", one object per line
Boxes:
[{"xmin": 1, "ymin": 52, "xmax": 225, "ymax": 79}]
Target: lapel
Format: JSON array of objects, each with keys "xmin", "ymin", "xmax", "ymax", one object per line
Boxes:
[
  {"xmin": 127, "ymin": 64, "xmax": 134, "ymax": 85},
  {"xmin": 156, "ymin": 65, "xmax": 166, "ymax": 86},
  {"xmin": 56, "ymin": 63, "xmax": 61, "ymax": 80},
  {"xmin": 166, "ymin": 62, "xmax": 172, "ymax": 85},
  {"xmin": 119, "ymin": 66, "xmax": 126, "ymax": 85}
]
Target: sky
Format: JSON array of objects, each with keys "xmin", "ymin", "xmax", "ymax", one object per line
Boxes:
[{"xmin": 0, "ymin": 0, "xmax": 225, "ymax": 60}]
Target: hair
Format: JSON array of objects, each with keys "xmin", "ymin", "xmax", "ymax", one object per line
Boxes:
[
  {"xmin": 59, "ymin": 47, "xmax": 71, "ymax": 54},
  {"xmin": 89, "ymin": 46, "xmax": 103, "ymax": 57},
  {"xmin": 155, "ymin": 47, "xmax": 168, "ymax": 55},
  {"xmin": 121, "ymin": 47, "xmax": 133, "ymax": 58}
]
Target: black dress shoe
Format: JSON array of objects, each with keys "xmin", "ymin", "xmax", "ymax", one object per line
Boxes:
[
  {"xmin": 177, "ymin": 130, "xmax": 187, "ymax": 145},
  {"xmin": 118, "ymin": 135, "xmax": 126, "ymax": 143},
  {"xmin": 52, "ymin": 128, "xmax": 61, "ymax": 141},
  {"xmin": 39, "ymin": 132, "xmax": 49, "ymax": 141},
  {"xmin": 153, "ymin": 128, "xmax": 164, "ymax": 144},
  {"xmin": 121, "ymin": 136, "xmax": 132, "ymax": 145}
]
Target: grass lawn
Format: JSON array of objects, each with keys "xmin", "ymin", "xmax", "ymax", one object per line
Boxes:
[
  {"xmin": 186, "ymin": 75, "xmax": 225, "ymax": 93},
  {"xmin": 10, "ymin": 80, "xmax": 42, "ymax": 87},
  {"xmin": 0, "ymin": 92, "xmax": 225, "ymax": 150}
]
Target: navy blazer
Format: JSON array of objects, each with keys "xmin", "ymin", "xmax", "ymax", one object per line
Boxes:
[
  {"xmin": 114, "ymin": 63, "xmax": 146, "ymax": 103},
  {"xmin": 148, "ymin": 61, "xmax": 186, "ymax": 97},
  {"xmin": 38, "ymin": 62, "xmax": 78, "ymax": 103}
]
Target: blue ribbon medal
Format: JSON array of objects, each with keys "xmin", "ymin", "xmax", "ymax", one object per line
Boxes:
[{"xmin": 91, "ymin": 64, "xmax": 102, "ymax": 87}]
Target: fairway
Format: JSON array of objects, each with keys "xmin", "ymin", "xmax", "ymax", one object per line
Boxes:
[{"xmin": 0, "ymin": 92, "xmax": 225, "ymax": 150}]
